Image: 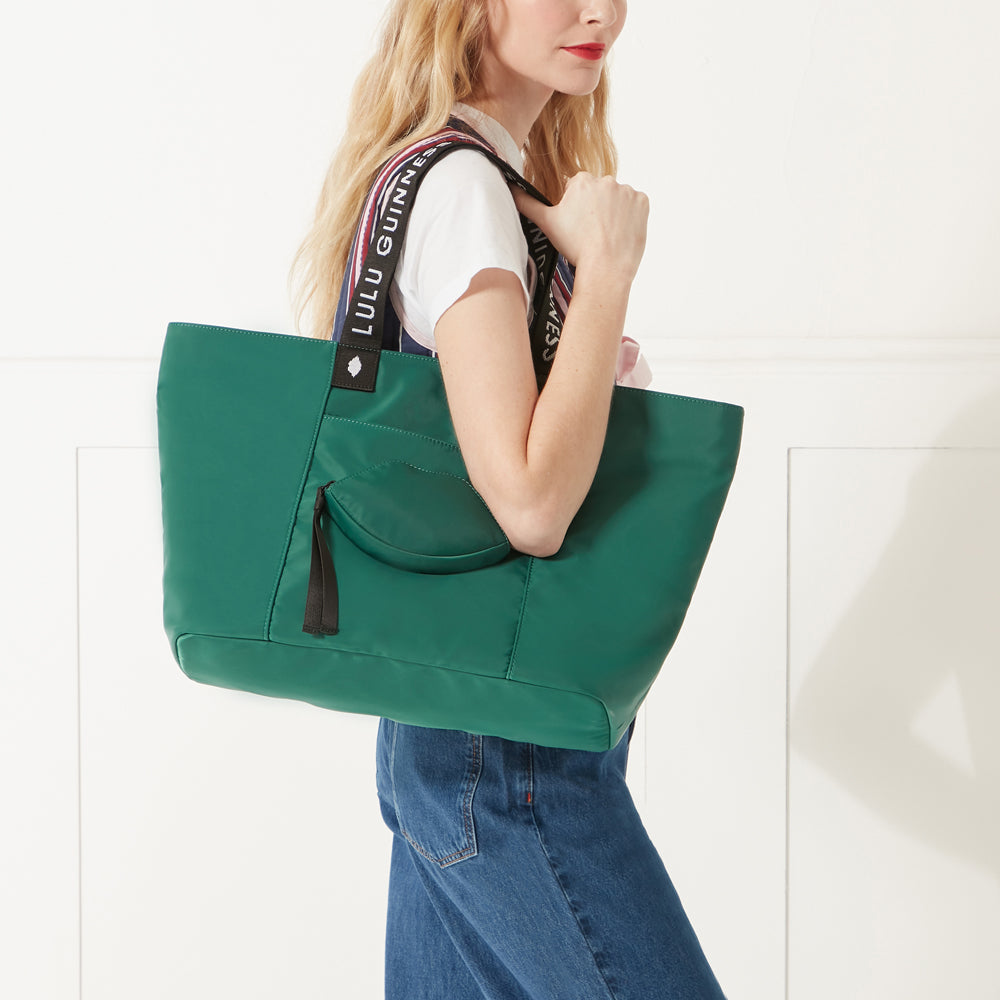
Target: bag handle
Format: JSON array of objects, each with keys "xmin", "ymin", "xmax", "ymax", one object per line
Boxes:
[
  {"xmin": 331, "ymin": 126, "xmax": 562, "ymax": 393},
  {"xmin": 305, "ymin": 129, "xmax": 562, "ymax": 636}
]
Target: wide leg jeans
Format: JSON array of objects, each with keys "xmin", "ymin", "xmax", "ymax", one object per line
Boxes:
[{"xmin": 376, "ymin": 718, "xmax": 726, "ymax": 1000}]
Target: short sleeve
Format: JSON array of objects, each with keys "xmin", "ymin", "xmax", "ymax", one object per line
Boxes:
[{"xmin": 389, "ymin": 149, "xmax": 532, "ymax": 352}]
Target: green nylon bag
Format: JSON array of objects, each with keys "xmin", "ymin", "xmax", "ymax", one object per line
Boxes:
[{"xmin": 156, "ymin": 133, "xmax": 744, "ymax": 751}]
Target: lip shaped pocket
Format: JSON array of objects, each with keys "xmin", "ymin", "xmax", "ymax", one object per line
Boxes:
[{"xmin": 324, "ymin": 461, "xmax": 510, "ymax": 574}]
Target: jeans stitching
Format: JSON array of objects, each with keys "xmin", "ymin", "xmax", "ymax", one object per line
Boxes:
[
  {"xmin": 528, "ymin": 744, "xmax": 619, "ymax": 1000},
  {"xmin": 397, "ymin": 732, "xmax": 483, "ymax": 868}
]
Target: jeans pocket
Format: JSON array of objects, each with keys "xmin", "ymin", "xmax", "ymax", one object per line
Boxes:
[{"xmin": 376, "ymin": 719, "xmax": 482, "ymax": 868}]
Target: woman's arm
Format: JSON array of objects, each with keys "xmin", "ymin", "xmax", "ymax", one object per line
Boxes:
[{"xmin": 435, "ymin": 172, "xmax": 648, "ymax": 557}]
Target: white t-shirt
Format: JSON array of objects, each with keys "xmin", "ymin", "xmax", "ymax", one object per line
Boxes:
[
  {"xmin": 387, "ymin": 103, "xmax": 653, "ymax": 388},
  {"xmin": 389, "ymin": 103, "xmax": 533, "ymax": 353}
]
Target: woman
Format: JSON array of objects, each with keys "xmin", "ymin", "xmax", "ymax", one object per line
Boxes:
[{"xmin": 294, "ymin": 1, "xmax": 726, "ymax": 997}]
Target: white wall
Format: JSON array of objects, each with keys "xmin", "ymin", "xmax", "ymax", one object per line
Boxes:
[{"xmin": 2, "ymin": 2, "xmax": 997, "ymax": 998}]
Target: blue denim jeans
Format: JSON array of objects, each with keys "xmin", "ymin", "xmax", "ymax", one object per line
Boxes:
[{"xmin": 375, "ymin": 718, "xmax": 726, "ymax": 999}]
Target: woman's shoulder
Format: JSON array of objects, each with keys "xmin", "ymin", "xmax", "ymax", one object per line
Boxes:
[
  {"xmin": 403, "ymin": 143, "xmax": 526, "ymax": 257},
  {"xmin": 416, "ymin": 144, "xmax": 518, "ymax": 213},
  {"xmin": 391, "ymin": 140, "xmax": 532, "ymax": 349}
]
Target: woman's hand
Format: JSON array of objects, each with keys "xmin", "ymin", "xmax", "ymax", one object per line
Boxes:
[
  {"xmin": 511, "ymin": 172, "xmax": 648, "ymax": 283},
  {"xmin": 436, "ymin": 173, "xmax": 649, "ymax": 557}
]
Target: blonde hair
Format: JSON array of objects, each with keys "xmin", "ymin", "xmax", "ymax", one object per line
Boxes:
[{"xmin": 291, "ymin": 0, "xmax": 618, "ymax": 340}]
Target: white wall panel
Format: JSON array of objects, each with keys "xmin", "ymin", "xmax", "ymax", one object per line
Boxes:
[
  {"xmin": 1, "ymin": 1, "xmax": 385, "ymax": 360},
  {"xmin": 0, "ymin": 363, "xmax": 157, "ymax": 1000},
  {"xmin": 788, "ymin": 448, "xmax": 1000, "ymax": 998},
  {"xmin": 5, "ymin": 2, "xmax": 998, "ymax": 361},
  {"xmin": 638, "ymin": 348, "xmax": 1000, "ymax": 998},
  {"xmin": 613, "ymin": 1, "xmax": 1000, "ymax": 341},
  {"xmin": 3, "ymin": 347, "xmax": 999, "ymax": 999},
  {"xmin": 77, "ymin": 447, "xmax": 391, "ymax": 999}
]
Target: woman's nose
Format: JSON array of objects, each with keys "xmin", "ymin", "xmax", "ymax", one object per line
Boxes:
[{"xmin": 581, "ymin": 0, "xmax": 620, "ymax": 29}]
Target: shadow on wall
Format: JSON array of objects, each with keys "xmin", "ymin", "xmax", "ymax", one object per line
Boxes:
[{"xmin": 790, "ymin": 388, "xmax": 1000, "ymax": 882}]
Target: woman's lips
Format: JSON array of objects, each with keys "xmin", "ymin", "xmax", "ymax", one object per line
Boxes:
[{"xmin": 563, "ymin": 45, "xmax": 605, "ymax": 61}]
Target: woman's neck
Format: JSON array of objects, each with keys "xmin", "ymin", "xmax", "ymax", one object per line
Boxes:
[{"xmin": 465, "ymin": 71, "xmax": 552, "ymax": 149}]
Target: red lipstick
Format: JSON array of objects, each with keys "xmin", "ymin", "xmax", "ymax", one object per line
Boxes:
[{"xmin": 563, "ymin": 44, "xmax": 605, "ymax": 61}]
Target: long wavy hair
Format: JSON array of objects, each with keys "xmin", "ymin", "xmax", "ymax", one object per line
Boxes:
[{"xmin": 291, "ymin": 0, "xmax": 618, "ymax": 340}]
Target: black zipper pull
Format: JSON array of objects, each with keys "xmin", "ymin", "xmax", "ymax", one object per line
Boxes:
[{"xmin": 303, "ymin": 481, "xmax": 339, "ymax": 635}]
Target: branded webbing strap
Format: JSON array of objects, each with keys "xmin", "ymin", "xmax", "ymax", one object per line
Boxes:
[
  {"xmin": 331, "ymin": 130, "xmax": 563, "ymax": 393},
  {"xmin": 306, "ymin": 130, "xmax": 568, "ymax": 635}
]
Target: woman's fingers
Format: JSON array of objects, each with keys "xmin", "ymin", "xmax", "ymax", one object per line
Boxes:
[
  {"xmin": 511, "ymin": 173, "xmax": 648, "ymax": 279},
  {"xmin": 511, "ymin": 185, "xmax": 549, "ymax": 229}
]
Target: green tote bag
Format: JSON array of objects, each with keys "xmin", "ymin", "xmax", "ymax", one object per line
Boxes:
[{"xmin": 157, "ymin": 130, "xmax": 744, "ymax": 751}]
